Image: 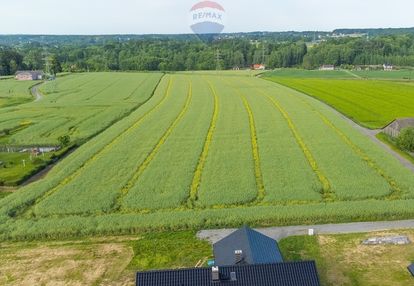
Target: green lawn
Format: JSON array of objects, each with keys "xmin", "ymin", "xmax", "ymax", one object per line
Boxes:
[
  {"xmin": 0, "ymin": 152, "xmax": 55, "ymax": 186},
  {"xmin": 129, "ymin": 231, "xmax": 212, "ymax": 271},
  {"xmin": 279, "ymin": 230, "xmax": 414, "ymax": 286},
  {"xmin": 266, "ymin": 77, "xmax": 414, "ymax": 129}
]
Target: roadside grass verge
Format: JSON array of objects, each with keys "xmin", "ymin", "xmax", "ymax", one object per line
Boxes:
[{"xmin": 376, "ymin": 133, "xmax": 414, "ymax": 165}]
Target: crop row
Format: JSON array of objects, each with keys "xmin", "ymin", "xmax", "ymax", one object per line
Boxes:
[{"xmin": 118, "ymin": 82, "xmax": 193, "ymax": 212}]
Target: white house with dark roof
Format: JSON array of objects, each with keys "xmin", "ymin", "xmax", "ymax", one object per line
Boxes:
[{"xmin": 15, "ymin": 71, "xmax": 44, "ymax": 81}]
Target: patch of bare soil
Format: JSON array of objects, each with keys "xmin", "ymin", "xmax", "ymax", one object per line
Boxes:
[{"xmin": 0, "ymin": 239, "xmax": 135, "ymax": 286}]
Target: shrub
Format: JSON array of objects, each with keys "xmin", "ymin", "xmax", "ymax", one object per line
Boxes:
[{"xmin": 397, "ymin": 127, "xmax": 414, "ymax": 152}]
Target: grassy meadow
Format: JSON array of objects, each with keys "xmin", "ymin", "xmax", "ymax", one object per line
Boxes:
[{"xmin": 1, "ymin": 72, "xmax": 414, "ymax": 239}]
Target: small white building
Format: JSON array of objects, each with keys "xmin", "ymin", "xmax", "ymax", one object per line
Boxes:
[
  {"xmin": 15, "ymin": 71, "xmax": 44, "ymax": 81},
  {"xmin": 383, "ymin": 64, "xmax": 394, "ymax": 71},
  {"xmin": 319, "ymin": 65, "xmax": 335, "ymax": 71}
]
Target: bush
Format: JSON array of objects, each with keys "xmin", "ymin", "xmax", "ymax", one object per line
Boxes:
[{"xmin": 397, "ymin": 127, "xmax": 414, "ymax": 152}]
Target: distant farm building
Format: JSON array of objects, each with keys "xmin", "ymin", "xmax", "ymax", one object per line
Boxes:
[
  {"xmin": 252, "ymin": 64, "xmax": 266, "ymax": 70},
  {"xmin": 383, "ymin": 64, "xmax": 394, "ymax": 71},
  {"xmin": 383, "ymin": 118, "xmax": 414, "ymax": 138},
  {"xmin": 15, "ymin": 71, "xmax": 44, "ymax": 81},
  {"xmin": 136, "ymin": 226, "xmax": 320, "ymax": 286},
  {"xmin": 319, "ymin": 65, "xmax": 335, "ymax": 71}
]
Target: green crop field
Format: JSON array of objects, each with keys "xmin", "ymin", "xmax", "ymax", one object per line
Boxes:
[
  {"xmin": 0, "ymin": 72, "xmax": 163, "ymax": 145},
  {"xmin": 1, "ymin": 72, "xmax": 414, "ymax": 240},
  {"xmin": 0, "ymin": 79, "xmax": 35, "ymax": 108},
  {"xmin": 266, "ymin": 77, "xmax": 414, "ymax": 129},
  {"xmin": 264, "ymin": 69, "xmax": 355, "ymax": 79}
]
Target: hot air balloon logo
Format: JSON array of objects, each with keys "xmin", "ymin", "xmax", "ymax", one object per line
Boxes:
[{"xmin": 189, "ymin": 1, "xmax": 226, "ymax": 35}]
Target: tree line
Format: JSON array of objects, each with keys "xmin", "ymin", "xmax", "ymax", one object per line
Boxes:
[{"xmin": 1, "ymin": 34, "xmax": 414, "ymax": 75}]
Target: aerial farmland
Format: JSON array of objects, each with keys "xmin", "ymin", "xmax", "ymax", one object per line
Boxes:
[
  {"xmin": 1, "ymin": 71, "xmax": 414, "ymax": 241},
  {"xmin": 1, "ymin": 2, "xmax": 414, "ymax": 284}
]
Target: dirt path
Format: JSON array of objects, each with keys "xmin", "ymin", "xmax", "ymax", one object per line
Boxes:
[
  {"xmin": 343, "ymin": 69, "xmax": 362, "ymax": 79},
  {"xmin": 31, "ymin": 83, "xmax": 43, "ymax": 101},
  {"xmin": 197, "ymin": 219, "xmax": 414, "ymax": 243}
]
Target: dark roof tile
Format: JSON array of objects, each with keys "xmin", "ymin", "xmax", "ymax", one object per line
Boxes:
[{"xmin": 136, "ymin": 261, "xmax": 320, "ymax": 286}]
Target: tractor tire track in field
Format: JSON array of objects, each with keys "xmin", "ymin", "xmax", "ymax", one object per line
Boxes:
[
  {"xmin": 85, "ymin": 78, "xmax": 121, "ymax": 101},
  {"xmin": 16, "ymin": 76, "xmax": 171, "ymax": 219},
  {"xmin": 252, "ymin": 85, "xmax": 334, "ymax": 201},
  {"xmin": 240, "ymin": 96, "xmax": 265, "ymax": 203},
  {"xmin": 290, "ymin": 93, "xmax": 403, "ymax": 199},
  {"xmin": 123, "ymin": 74, "xmax": 153, "ymax": 100},
  {"xmin": 187, "ymin": 80, "xmax": 219, "ymax": 208},
  {"xmin": 116, "ymin": 82, "xmax": 193, "ymax": 212},
  {"xmin": 223, "ymin": 79, "xmax": 266, "ymax": 204}
]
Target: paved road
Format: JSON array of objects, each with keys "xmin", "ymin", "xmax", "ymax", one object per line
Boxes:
[
  {"xmin": 31, "ymin": 83, "xmax": 43, "ymax": 101},
  {"xmin": 197, "ymin": 219, "xmax": 414, "ymax": 243}
]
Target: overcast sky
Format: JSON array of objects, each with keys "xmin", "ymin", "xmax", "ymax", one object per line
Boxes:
[{"xmin": 0, "ymin": 0, "xmax": 413, "ymax": 34}]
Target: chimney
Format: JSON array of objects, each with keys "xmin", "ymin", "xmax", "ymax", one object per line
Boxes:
[
  {"xmin": 234, "ymin": 250, "xmax": 243, "ymax": 264},
  {"xmin": 212, "ymin": 266, "xmax": 220, "ymax": 281}
]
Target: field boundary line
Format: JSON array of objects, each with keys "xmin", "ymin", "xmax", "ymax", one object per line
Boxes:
[
  {"xmin": 17, "ymin": 76, "xmax": 172, "ymax": 218},
  {"xmin": 249, "ymin": 83, "xmax": 334, "ymax": 201},
  {"xmin": 117, "ymin": 81, "xmax": 193, "ymax": 212},
  {"xmin": 187, "ymin": 80, "xmax": 219, "ymax": 207},
  {"xmin": 289, "ymin": 90, "xmax": 403, "ymax": 199}
]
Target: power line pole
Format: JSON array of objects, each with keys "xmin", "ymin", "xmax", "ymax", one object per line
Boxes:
[
  {"xmin": 216, "ymin": 49, "xmax": 221, "ymax": 71},
  {"xmin": 262, "ymin": 43, "xmax": 266, "ymax": 65}
]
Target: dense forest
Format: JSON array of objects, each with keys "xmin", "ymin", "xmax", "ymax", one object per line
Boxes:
[{"xmin": 1, "ymin": 31, "xmax": 414, "ymax": 75}]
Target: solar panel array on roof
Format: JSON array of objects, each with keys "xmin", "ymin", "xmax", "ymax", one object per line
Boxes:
[
  {"xmin": 213, "ymin": 226, "xmax": 283, "ymax": 266},
  {"xmin": 136, "ymin": 261, "xmax": 320, "ymax": 286},
  {"xmin": 408, "ymin": 263, "xmax": 414, "ymax": 277}
]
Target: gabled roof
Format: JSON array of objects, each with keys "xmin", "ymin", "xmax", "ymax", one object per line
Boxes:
[
  {"xmin": 385, "ymin": 118, "xmax": 414, "ymax": 131},
  {"xmin": 408, "ymin": 263, "xmax": 414, "ymax": 277},
  {"xmin": 15, "ymin": 70, "xmax": 44, "ymax": 76},
  {"xmin": 213, "ymin": 226, "xmax": 283, "ymax": 266},
  {"xmin": 136, "ymin": 261, "xmax": 320, "ymax": 286}
]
